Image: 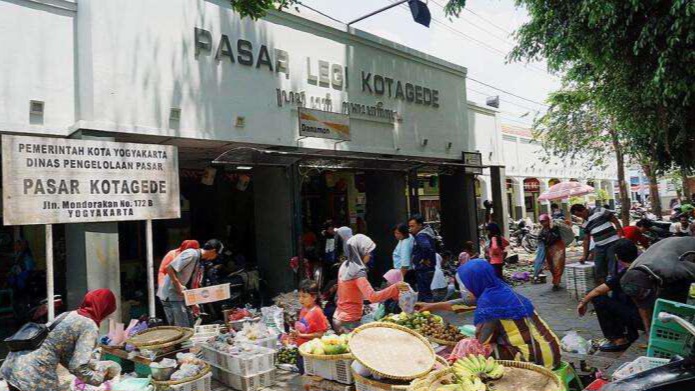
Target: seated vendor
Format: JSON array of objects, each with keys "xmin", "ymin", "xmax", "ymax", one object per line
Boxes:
[
  {"xmin": 577, "ymin": 239, "xmax": 642, "ymax": 352},
  {"xmin": 416, "ymin": 260, "xmax": 561, "ymax": 369}
]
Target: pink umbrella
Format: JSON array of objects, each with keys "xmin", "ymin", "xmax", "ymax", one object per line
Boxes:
[{"xmin": 538, "ymin": 182, "xmax": 595, "ymax": 201}]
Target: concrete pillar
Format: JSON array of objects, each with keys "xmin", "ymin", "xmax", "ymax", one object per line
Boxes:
[
  {"xmin": 539, "ymin": 179, "xmax": 550, "ymax": 215},
  {"xmin": 489, "ymin": 166, "xmax": 510, "ymax": 238},
  {"xmin": 253, "ymin": 165, "xmax": 300, "ymax": 295},
  {"xmin": 65, "ymin": 131, "xmax": 121, "ymax": 319},
  {"xmin": 594, "ymin": 180, "xmax": 603, "ymax": 207},
  {"xmin": 365, "ymin": 171, "xmax": 408, "ymax": 281},
  {"xmin": 608, "ymin": 180, "xmax": 616, "ymax": 209},
  {"xmin": 407, "ymin": 170, "xmax": 420, "ymax": 216},
  {"xmin": 439, "ymin": 171, "xmax": 479, "ymax": 256},
  {"xmin": 514, "ymin": 179, "xmax": 527, "ymax": 220}
]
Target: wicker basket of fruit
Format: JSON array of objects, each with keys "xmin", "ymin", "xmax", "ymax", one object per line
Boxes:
[{"xmin": 411, "ymin": 355, "xmax": 562, "ymax": 391}]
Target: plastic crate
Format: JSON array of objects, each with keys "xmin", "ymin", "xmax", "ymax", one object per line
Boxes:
[
  {"xmin": 210, "ymin": 366, "xmax": 275, "ymax": 391},
  {"xmin": 237, "ymin": 334, "xmax": 279, "ymax": 350},
  {"xmin": 612, "ymin": 356, "xmax": 670, "ymax": 380},
  {"xmin": 200, "ymin": 344, "xmax": 275, "ymax": 376},
  {"xmin": 565, "ymin": 262, "xmax": 596, "ymax": 301},
  {"xmin": 647, "ymin": 299, "xmax": 695, "ymax": 359},
  {"xmin": 154, "ymin": 372, "xmax": 212, "ymax": 391},
  {"xmin": 303, "ymin": 356, "xmax": 354, "ymax": 385}
]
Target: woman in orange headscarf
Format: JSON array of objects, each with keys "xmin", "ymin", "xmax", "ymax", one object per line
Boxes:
[
  {"xmin": 1, "ymin": 289, "xmax": 118, "ymax": 391},
  {"xmin": 157, "ymin": 240, "xmax": 200, "ymax": 287}
]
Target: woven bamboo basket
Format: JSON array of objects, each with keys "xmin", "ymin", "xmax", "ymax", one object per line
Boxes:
[
  {"xmin": 353, "ymin": 356, "xmax": 449, "ymax": 391},
  {"xmin": 425, "ymin": 336, "xmax": 462, "ymax": 348},
  {"xmin": 126, "ymin": 326, "xmax": 194, "ymax": 350},
  {"xmin": 150, "ymin": 363, "xmax": 211, "ymax": 389},
  {"xmin": 349, "ymin": 322, "xmax": 436, "ymax": 381},
  {"xmin": 410, "ymin": 360, "xmax": 562, "ymax": 391}
]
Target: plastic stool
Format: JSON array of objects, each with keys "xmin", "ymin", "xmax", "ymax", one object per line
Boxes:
[{"xmin": 553, "ymin": 361, "xmax": 583, "ymax": 391}]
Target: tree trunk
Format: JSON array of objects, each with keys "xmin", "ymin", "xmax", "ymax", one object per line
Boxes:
[
  {"xmin": 682, "ymin": 167, "xmax": 691, "ymax": 201},
  {"xmin": 642, "ymin": 163, "xmax": 663, "ymax": 220},
  {"xmin": 609, "ymin": 129, "xmax": 631, "ymax": 226}
]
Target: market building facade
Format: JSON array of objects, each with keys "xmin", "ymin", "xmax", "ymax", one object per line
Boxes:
[
  {"xmin": 0, "ymin": 0, "xmax": 502, "ymax": 328},
  {"xmin": 500, "ymin": 125, "xmax": 619, "ymax": 221}
]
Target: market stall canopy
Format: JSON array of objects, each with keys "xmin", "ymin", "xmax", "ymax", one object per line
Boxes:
[
  {"xmin": 538, "ymin": 182, "xmax": 595, "ymax": 201},
  {"xmin": 213, "ymin": 146, "xmax": 483, "ymax": 174}
]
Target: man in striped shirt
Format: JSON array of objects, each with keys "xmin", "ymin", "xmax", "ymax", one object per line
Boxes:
[{"xmin": 571, "ymin": 204, "xmax": 624, "ymax": 283}]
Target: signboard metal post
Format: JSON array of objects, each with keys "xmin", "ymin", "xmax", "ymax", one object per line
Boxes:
[
  {"xmin": 46, "ymin": 224, "xmax": 54, "ymax": 321},
  {"xmin": 146, "ymin": 219, "xmax": 155, "ymax": 317}
]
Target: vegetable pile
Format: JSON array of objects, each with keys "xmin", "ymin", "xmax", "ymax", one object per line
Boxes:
[{"xmin": 277, "ymin": 346, "xmax": 298, "ymax": 365}]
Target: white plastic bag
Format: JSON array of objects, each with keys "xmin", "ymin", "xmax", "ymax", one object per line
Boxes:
[
  {"xmin": 560, "ymin": 330, "xmax": 590, "ymax": 354},
  {"xmin": 398, "ymin": 285, "xmax": 417, "ymax": 314}
]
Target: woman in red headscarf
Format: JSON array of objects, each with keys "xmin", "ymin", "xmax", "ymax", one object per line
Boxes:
[
  {"xmin": 157, "ymin": 240, "xmax": 200, "ymax": 287},
  {"xmin": 1, "ymin": 289, "xmax": 118, "ymax": 391}
]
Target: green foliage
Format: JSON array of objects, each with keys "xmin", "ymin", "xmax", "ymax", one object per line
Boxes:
[
  {"xmin": 595, "ymin": 189, "xmax": 610, "ymax": 201},
  {"xmin": 507, "ymin": 0, "xmax": 695, "ymax": 171},
  {"xmin": 568, "ymin": 196, "xmax": 585, "ymax": 206},
  {"xmin": 229, "ymin": 0, "xmax": 300, "ymax": 19}
]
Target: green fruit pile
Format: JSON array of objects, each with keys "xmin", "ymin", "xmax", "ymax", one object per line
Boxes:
[
  {"xmin": 382, "ymin": 311, "xmax": 443, "ymax": 331},
  {"xmin": 437, "ymin": 355, "xmax": 504, "ymax": 391},
  {"xmin": 299, "ymin": 334, "xmax": 351, "ymax": 356},
  {"xmin": 277, "ymin": 346, "xmax": 298, "ymax": 365}
]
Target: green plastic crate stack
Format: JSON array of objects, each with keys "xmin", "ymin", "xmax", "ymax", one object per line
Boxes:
[{"xmin": 647, "ymin": 299, "xmax": 695, "ymax": 359}]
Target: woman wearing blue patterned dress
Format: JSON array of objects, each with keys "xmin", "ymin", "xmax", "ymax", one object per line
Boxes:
[{"xmin": 1, "ymin": 289, "xmax": 118, "ymax": 391}]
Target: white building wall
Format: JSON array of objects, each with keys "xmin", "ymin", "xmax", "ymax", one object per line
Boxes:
[
  {"xmin": 0, "ymin": 0, "xmax": 76, "ymax": 136},
  {"xmin": 1, "ymin": 0, "xmax": 471, "ymax": 161}
]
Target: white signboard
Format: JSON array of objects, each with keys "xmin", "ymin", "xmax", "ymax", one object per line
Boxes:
[
  {"xmin": 298, "ymin": 108, "xmax": 351, "ymax": 141},
  {"xmin": 2, "ymin": 135, "xmax": 180, "ymax": 225}
]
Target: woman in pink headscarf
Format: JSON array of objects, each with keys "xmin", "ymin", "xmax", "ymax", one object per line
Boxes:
[{"xmin": 538, "ymin": 214, "xmax": 566, "ymax": 291}]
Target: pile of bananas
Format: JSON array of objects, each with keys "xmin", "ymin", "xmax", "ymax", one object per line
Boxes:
[{"xmin": 437, "ymin": 355, "xmax": 504, "ymax": 391}]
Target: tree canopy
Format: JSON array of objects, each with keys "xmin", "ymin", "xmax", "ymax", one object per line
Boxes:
[{"xmin": 509, "ymin": 0, "xmax": 695, "ymax": 171}]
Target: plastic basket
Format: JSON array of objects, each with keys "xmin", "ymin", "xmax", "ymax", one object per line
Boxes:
[
  {"xmin": 154, "ymin": 372, "xmax": 212, "ymax": 391},
  {"xmin": 612, "ymin": 356, "xmax": 670, "ymax": 380},
  {"xmin": 647, "ymin": 299, "xmax": 695, "ymax": 359},
  {"xmin": 565, "ymin": 262, "xmax": 596, "ymax": 301},
  {"xmin": 200, "ymin": 344, "xmax": 275, "ymax": 376},
  {"xmin": 210, "ymin": 367, "xmax": 275, "ymax": 391},
  {"xmin": 303, "ymin": 356, "xmax": 355, "ymax": 384},
  {"xmin": 237, "ymin": 334, "xmax": 279, "ymax": 350}
]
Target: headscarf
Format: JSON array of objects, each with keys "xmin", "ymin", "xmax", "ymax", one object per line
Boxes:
[
  {"xmin": 383, "ymin": 269, "xmax": 403, "ymax": 286},
  {"xmin": 178, "ymin": 239, "xmax": 200, "ymax": 252},
  {"xmin": 457, "ymin": 260, "xmax": 535, "ymax": 325},
  {"xmin": 77, "ymin": 289, "xmax": 117, "ymax": 326},
  {"xmin": 335, "ymin": 226, "xmax": 354, "ymax": 256},
  {"xmin": 539, "ymin": 214, "xmax": 550, "ymax": 223},
  {"xmin": 339, "ymin": 234, "xmax": 375, "ymax": 281}
]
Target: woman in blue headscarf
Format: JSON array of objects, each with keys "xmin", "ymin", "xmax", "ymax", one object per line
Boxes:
[{"xmin": 416, "ymin": 260, "xmax": 561, "ymax": 369}]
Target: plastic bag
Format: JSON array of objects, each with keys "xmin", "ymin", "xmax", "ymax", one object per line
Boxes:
[
  {"xmin": 448, "ymin": 338, "xmax": 492, "ymax": 362},
  {"xmin": 560, "ymin": 331, "xmax": 590, "ymax": 354},
  {"xmin": 398, "ymin": 285, "xmax": 417, "ymax": 314},
  {"xmin": 261, "ymin": 305, "xmax": 285, "ymax": 334}
]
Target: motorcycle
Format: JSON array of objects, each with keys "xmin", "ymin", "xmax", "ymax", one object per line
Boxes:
[{"xmin": 509, "ymin": 219, "xmax": 538, "ymax": 253}]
